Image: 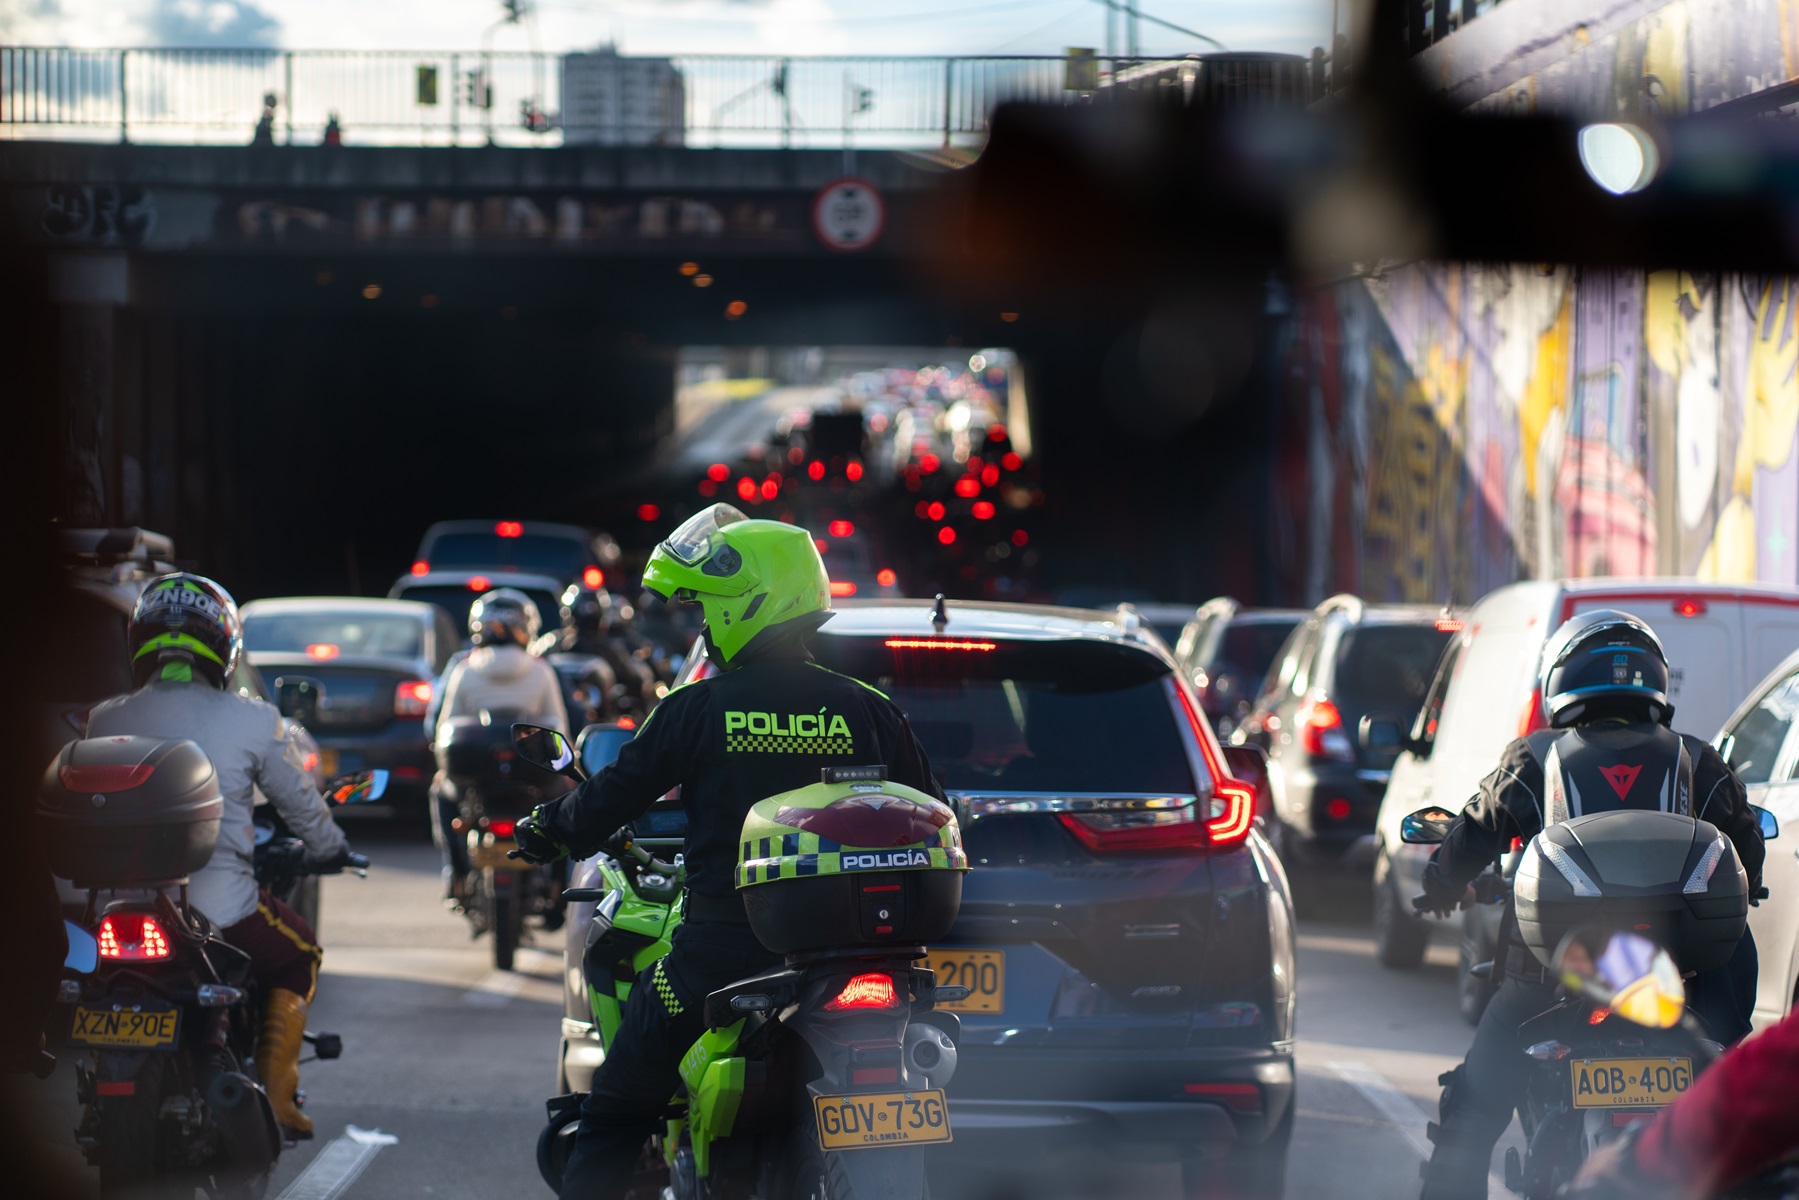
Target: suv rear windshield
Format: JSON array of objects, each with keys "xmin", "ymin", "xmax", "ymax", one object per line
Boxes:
[
  {"xmin": 1206, "ymin": 618, "xmax": 1302, "ymax": 680},
  {"xmin": 1331, "ymin": 623, "xmax": 1452, "ymax": 709},
  {"xmin": 244, "ymin": 610, "xmax": 423, "ymax": 660},
  {"xmin": 424, "ymin": 532, "xmax": 590, "ymax": 577},
  {"xmin": 812, "ymin": 637, "xmax": 1199, "ymax": 794},
  {"xmin": 394, "ymin": 585, "xmax": 560, "ymax": 639}
]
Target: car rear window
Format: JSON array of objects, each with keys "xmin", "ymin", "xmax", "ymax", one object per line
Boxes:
[
  {"xmin": 424, "ymin": 532, "xmax": 589, "ymax": 577},
  {"xmin": 812, "ymin": 637, "xmax": 1199, "ymax": 794},
  {"xmin": 393, "ymin": 585, "xmax": 560, "ymax": 640},
  {"xmin": 1331, "ymin": 623, "xmax": 1452, "ymax": 709},
  {"xmin": 243, "ymin": 611, "xmax": 423, "ymax": 659},
  {"xmin": 1208, "ymin": 619, "xmax": 1302, "ymax": 680}
]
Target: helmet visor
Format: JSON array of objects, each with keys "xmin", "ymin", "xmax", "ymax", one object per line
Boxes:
[{"xmin": 661, "ymin": 503, "xmax": 748, "ymax": 567}]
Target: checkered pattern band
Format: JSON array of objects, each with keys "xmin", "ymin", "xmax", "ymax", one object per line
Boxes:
[
  {"xmin": 652, "ymin": 960, "xmax": 684, "ymax": 1017},
  {"xmin": 725, "ymin": 734, "xmax": 854, "ymax": 755},
  {"xmin": 736, "ymin": 826, "xmax": 968, "ymax": 886}
]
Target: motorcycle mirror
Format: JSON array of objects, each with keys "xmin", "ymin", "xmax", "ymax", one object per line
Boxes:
[
  {"xmin": 513, "ymin": 723, "xmax": 585, "ymax": 780},
  {"xmin": 1400, "ymin": 806, "xmax": 1458, "ymax": 844},
  {"xmin": 1751, "ymin": 804, "xmax": 1779, "ymax": 841},
  {"xmin": 64, "ymin": 920, "xmax": 99, "ymax": 974},
  {"xmin": 325, "ymin": 769, "xmax": 388, "ymax": 804},
  {"xmin": 1552, "ymin": 927, "xmax": 1686, "ymax": 1030},
  {"xmin": 575, "ymin": 722, "xmax": 635, "ymax": 777}
]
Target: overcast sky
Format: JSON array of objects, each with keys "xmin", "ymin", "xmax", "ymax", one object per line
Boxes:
[{"xmin": 5, "ymin": 0, "xmax": 1334, "ymax": 58}]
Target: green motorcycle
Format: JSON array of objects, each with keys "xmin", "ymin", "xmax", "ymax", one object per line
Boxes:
[{"xmin": 511, "ymin": 723, "xmax": 970, "ymax": 1200}]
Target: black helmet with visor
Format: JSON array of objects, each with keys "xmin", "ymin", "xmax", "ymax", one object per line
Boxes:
[{"xmin": 1539, "ymin": 608, "xmax": 1673, "ymax": 728}]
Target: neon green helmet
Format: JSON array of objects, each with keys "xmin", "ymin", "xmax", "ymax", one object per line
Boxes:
[{"xmin": 642, "ymin": 504, "xmax": 832, "ymax": 667}]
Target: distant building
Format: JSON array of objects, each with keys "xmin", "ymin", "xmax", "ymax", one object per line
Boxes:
[{"xmin": 560, "ymin": 46, "xmax": 685, "ymax": 146}]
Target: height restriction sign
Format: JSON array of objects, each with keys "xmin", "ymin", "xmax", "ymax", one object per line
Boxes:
[{"xmin": 812, "ymin": 178, "xmax": 885, "ymax": 252}]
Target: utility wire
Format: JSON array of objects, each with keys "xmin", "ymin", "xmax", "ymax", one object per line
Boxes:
[
  {"xmin": 535, "ymin": 0, "xmax": 1054, "ymax": 25},
  {"xmin": 1091, "ymin": 0, "xmax": 1227, "ymax": 52}
]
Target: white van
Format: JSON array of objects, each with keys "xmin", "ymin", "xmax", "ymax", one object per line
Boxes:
[{"xmin": 1372, "ymin": 578, "xmax": 1799, "ymax": 986}]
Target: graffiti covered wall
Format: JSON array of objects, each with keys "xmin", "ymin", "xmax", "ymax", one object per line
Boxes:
[{"xmin": 1270, "ymin": 266, "xmax": 1799, "ymax": 605}]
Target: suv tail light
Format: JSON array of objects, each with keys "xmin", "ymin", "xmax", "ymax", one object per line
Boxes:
[
  {"xmin": 1296, "ymin": 693, "xmax": 1355, "ymax": 762},
  {"xmin": 98, "ymin": 913, "xmax": 171, "ymax": 961},
  {"xmin": 1518, "ymin": 687, "xmax": 1548, "ymax": 737},
  {"xmin": 824, "ymin": 973, "xmax": 901, "ymax": 1012},
  {"xmin": 394, "ymin": 680, "xmax": 433, "ymax": 717}
]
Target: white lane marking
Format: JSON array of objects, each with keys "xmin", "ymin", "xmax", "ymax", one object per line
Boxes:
[
  {"xmin": 276, "ymin": 1125, "xmax": 397, "ymax": 1200},
  {"xmin": 461, "ymin": 969, "xmax": 528, "ymax": 1007},
  {"xmin": 1328, "ymin": 1060, "xmax": 1508, "ymax": 1193}
]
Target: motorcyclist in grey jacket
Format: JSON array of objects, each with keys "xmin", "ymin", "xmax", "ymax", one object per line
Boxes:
[{"xmin": 87, "ymin": 573, "xmax": 351, "ymax": 1139}]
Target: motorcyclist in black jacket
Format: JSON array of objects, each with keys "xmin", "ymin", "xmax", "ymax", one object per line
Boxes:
[
  {"xmin": 1415, "ymin": 609, "xmax": 1765, "ymax": 1200},
  {"xmin": 511, "ymin": 504, "xmax": 943, "ymax": 1200}
]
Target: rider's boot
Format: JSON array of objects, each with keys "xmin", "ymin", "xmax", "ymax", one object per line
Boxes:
[
  {"xmin": 258, "ymin": 988, "xmax": 315, "ymax": 1139},
  {"xmin": 1418, "ymin": 1065, "xmax": 1494, "ymax": 1200}
]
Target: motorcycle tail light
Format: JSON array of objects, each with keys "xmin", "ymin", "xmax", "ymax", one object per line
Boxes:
[
  {"xmin": 98, "ymin": 913, "xmax": 171, "ymax": 961},
  {"xmin": 1525, "ymin": 1041, "xmax": 1572, "ymax": 1060},
  {"xmin": 1588, "ymin": 1008, "xmax": 1612, "ymax": 1026},
  {"xmin": 824, "ymin": 973, "xmax": 901, "ymax": 1012}
]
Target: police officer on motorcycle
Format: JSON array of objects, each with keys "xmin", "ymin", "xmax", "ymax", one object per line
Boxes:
[
  {"xmin": 1414, "ymin": 609, "xmax": 1766, "ymax": 1200},
  {"xmin": 511, "ymin": 504, "xmax": 943, "ymax": 1200},
  {"xmin": 86, "ymin": 574, "xmax": 354, "ymax": 1140}
]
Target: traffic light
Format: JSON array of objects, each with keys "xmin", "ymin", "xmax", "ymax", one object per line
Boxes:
[{"xmin": 461, "ymin": 69, "xmax": 492, "ymax": 110}]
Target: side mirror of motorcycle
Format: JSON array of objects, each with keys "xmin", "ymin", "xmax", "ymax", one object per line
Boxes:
[
  {"xmin": 325, "ymin": 769, "xmax": 388, "ymax": 805},
  {"xmin": 513, "ymin": 723, "xmax": 586, "ymax": 781},
  {"xmin": 575, "ymin": 722, "xmax": 635, "ymax": 778},
  {"xmin": 1752, "ymin": 804, "xmax": 1779, "ymax": 841},
  {"xmin": 1400, "ymin": 806, "xmax": 1458, "ymax": 844},
  {"xmin": 64, "ymin": 920, "xmax": 99, "ymax": 974},
  {"xmin": 1552, "ymin": 927, "xmax": 1686, "ymax": 1029}
]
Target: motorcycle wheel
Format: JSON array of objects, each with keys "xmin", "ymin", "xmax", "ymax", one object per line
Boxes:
[
  {"xmin": 493, "ymin": 893, "xmax": 521, "ymax": 972},
  {"xmin": 98, "ymin": 1064, "xmax": 177, "ymax": 1199}
]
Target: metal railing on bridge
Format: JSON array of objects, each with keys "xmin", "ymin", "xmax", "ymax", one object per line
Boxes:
[{"xmin": 0, "ymin": 47, "xmax": 1316, "ymax": 149}]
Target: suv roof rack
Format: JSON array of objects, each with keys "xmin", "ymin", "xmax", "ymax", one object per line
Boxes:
[{"xmin": 1316, "ymin": 593, "xmax": 1365, "ymax": 620}]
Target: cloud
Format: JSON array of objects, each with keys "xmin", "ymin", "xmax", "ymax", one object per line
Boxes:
[{"xmin": 143, "ymin": 0, "xmax": 281, "ymax": 47}]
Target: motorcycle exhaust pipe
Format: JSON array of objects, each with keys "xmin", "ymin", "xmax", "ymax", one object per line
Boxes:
[{"xmin": 208, "ymin": 1072, "xmax": 280, "ymax": 1170}]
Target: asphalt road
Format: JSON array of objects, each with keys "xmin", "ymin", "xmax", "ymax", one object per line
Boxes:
[{"xmin": 19, "ymin": 824, "xmax": 1525, "ymax": 1199}]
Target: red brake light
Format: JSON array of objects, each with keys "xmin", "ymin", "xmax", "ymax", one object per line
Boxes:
[
  {"xmin": 1673, "ymin": 597, "xmax": 1707, "ymax": 617},
  {"xmin": 918, "ymin": 453, "xmax": 941, "ymax": 473},
  {"xmin": 98, "ymin": 913, "xmax": 171, "ymax": 961},
  {"xmin": 938, "ymin": 527, "xmax": 957, "ymax": 545},
  {"xmin": 411, "ymin": 560, "xmax": 430, "ymax": 576},
  {"xmin": 1001, "ymin": 452, "xmax": 1022, "ymax": 471},
  {"xmin": 1182, "ymin": 1082, "xmax": 1262, "ymax": 1112},
  {"xmin": 1518, "ymin": 687, "xmax": 1549, "ymax": 737},
  {"xmin": 583, "ymin": 566, "xmax": 605, "ymax": 589},
  {"xmin": 845, "ymin": 462, "xmax": 864, "ymax": 482},
  {"xmin": 1435, "ymin": 616, "xmax": 1464, "ymax": 632},
  {"xmin": 637, "ymin": 504, "xmax": 660, "ymax": 522},
  {"xmin": 876, "ymin": 568, "xmax": 897, "ymax": 587},
  {"xmin": 980, "ymin": 465, "xmax": 1000, "ymax": 488},
  {"xmin": 1297, "ymin": 694, "xmax": 1354, "ymax": 762},
  {"xmin": 885, "ymin": 638, "xmax": 997, "ymax": 651},
  {"xmin": 824, "ymin": 973, "xmax": 900, "ymax": 1012},
  {"xmin": 617, "ymin": 716, "xmax": 636, "ymax": 730},
  {"xmin": 305, "ymin": 643, "xmax": 340, "ymax": 661},
  {"xmin": 468, "ymin": 576, "xmax": 491, "ymax": 592},
  {"xmin": 1589, "ymin": 1007, "xmax": 1611, "ymax": 1026},
  {"xmin": 736, "ymin": 477, "xmax": 758, "ymax": 502},
  {"xmin": 1325, "ymin": 797, "xmax": 1352, "ymax": 820},
  {"xmin": 394, "ymin": 679, "xmax": 433, "ymax": 717},
  {"xmin": 954, "ymin": 476, "xmax": 981, "ymax": 498},
  {"xmin": 828, "ymin": 520, "xmax": 854, "ymax": 537},
  {"xmin": 971, "ymin": 501, "xmax": 995, "ymax": 520},
  {"xmin": 1180, "ymin": 684, "xmax": 1256, "ymax": 848},
  {"xmin": 495, "ymin": 521, "xmax": 523, "ymax": 538},
  {"xmin": 830, "ymin": 581, "xmax": 858, "ymax": 597},
  {"xmin": 60, "ymin": 763, "xmax": 154, "ymax": 793},
  {"xmin": 987, "ymin": 424, "xmax": 1007, "ymax": 441},
  {"xmin": 1011, "ymin": 529, "xmax": 1029, "ymax": 546},
  {"xmin": 488, "ymin": 818, "xmax": 517, "ymax": 838},
  {"xmin": 807, "ymin": 460, "xmax": 826, "ymax": 481},
  {"xmin": 926, "ymin": 502, "xmax": 946, "ymax": 522},
  {"xmin": 707, "ymin": 462, "xmax": 731, "ymax": 482},
  {"xmin": 760, "ymin": 478, "xmax": 779, "ymax": 501}
]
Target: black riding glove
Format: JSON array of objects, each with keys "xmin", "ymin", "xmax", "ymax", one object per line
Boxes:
[
  {"xmin": 513, "ymin": 804, "xmax": 572, "ymax": 865},
  {"xmin": 1416, "ymin": 860, "xmax": 1466, "ymax": 919},
  {"xmin": 305, "ymin": 844, "xmax": 357, "ymax": 873}
]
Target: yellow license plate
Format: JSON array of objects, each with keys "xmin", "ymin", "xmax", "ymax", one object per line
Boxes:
[
  {"xmin": 1570, "ymin": 1057, "xmax": 1693, "ymax": 1109},
  {"xmin": 926, "ymin": 949, "xmax": 1003, "ymax": 1013},
  {"xmin": 317, "ymin": 748, "xmax": 339, "ymax": 777},
  {"xmin": 813, "ymin": 1089, "xmax": 952, "ymax": 1151},
  {"xmin": 70, "ymin": 1005, "xmax": 180, "ymax": 1050}
]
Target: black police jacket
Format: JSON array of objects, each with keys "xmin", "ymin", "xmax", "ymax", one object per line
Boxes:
[
  {"xmin": 538, "ymin": 650, "xmax": 945, "ymax": 901},
  {"xmin": 1424, "ymin": 723, "xmax": 1766, "ymax": 909}
]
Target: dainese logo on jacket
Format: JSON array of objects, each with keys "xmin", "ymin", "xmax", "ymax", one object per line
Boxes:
[{"xmin": 724, "ymin": 708, "xmax": 853, "ymax": 754}]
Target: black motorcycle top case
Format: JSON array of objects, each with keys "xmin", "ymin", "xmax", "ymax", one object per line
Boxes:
[
  {"xmin": 1514, "ymin": 809, "xmax": 1748, "ymax": 973},
  {"xmin": 39, "ymin": 736, "xmax": 223, "ymax": 887}
]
